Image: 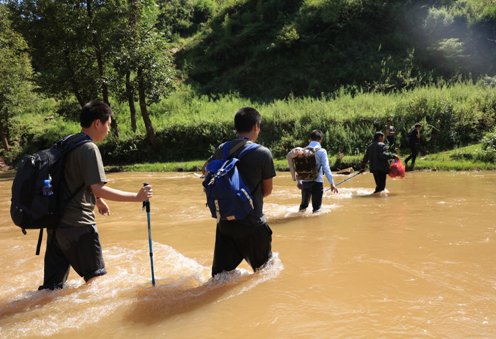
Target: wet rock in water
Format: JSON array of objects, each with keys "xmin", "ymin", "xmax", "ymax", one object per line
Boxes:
[
  {"xmin": 336, "ymin": 167, "xmax": 355, "ymax": 175},
  {"xmin": 108, "ymin": 167, "xmax": 121, "ymax": 172}
]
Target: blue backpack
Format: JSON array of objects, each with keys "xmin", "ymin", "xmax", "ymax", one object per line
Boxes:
[{"xmin": 203, "ymin": 141, "xmax": 260, "ymax": 223}]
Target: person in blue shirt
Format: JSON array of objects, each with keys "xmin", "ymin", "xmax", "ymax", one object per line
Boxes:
[{"xmin": 297, "ymin": 130, "xmax": 338, "ymax": 212}]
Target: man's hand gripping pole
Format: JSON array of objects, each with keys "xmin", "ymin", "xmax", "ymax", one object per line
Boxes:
[{"xmin": 143, "ymin": 182, "xmax": 155, "ymax": 286}]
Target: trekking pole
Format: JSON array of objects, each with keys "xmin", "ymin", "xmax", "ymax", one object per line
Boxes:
[
  {"xmin": 325, "ymin": 171, "xmax": 363, "ymax": 192},
  {"xmin": 142, "ymin": 182, "xmax": 155, "ymax": 286}
]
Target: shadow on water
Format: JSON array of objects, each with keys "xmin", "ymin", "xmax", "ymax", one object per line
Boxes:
[
  {"xmin": 350, "ymin": 191, "xmax": 398, "ymax": 198},
  {"xmin": 123, "ymin": 272, "xmax": 256, "ymax": 325},
  {"xmin": 0, "ymin": 287, "xmax": 80, "ymax": 321}
]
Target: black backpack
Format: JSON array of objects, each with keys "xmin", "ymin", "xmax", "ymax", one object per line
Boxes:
[{"xmin": 10, "ymin": 133, "xmax": 92, "ymax": 255}]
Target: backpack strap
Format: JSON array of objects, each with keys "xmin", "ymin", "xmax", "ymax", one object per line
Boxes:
[
  {"xmin": 237, "ymin": 143, "xmax": 260, "ymax": 160},
  {"xmin": 222, "ymin": 140, "xmax": 256, "ymax": 160},
  {"xmin": 229, "ymin": 140, "xmax": 251, "ymax": 156},
  {"xmin": 56, "ymin": 133, "xmax": 92, "ymax": 217},
  {"xmin": 222, "ymin": 141, "xmax": 231, "ymax": 161},
  {"xmin": 36, "ymin": 229, "xmax": 43, "ymax": 255},
  {"xmin": 57, "ymin": 133, "xmax": 92, "ymax": 154}
]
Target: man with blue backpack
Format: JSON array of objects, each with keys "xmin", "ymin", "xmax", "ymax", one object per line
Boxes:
[{"xmin": 201, "ymin": 107, "xmax": 276, "ymax": 277}]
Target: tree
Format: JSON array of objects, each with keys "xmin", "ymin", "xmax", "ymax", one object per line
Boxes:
[
  {"xmin": 7, "ymin": 0, "xmax": 121, "ymax": 137},
  {"xmin": 114, "ymin": 0, "xmax": 176, "ymax": 148},
  {"xmin": 0, "ymin": 5, "xmax": 34, "ymax": 151}
]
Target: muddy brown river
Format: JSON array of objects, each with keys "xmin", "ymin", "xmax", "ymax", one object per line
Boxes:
[{"xmin": 0, "ymin": 171, "xmax": 495, "ymax": 338}]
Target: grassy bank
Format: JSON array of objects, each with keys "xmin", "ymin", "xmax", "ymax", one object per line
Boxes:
[
  {"xmin": 104, "ymin": 144, "xmax": 496, "ymax": 173},
  {"xmin": 3, "ymin": 82, "xmax": 496, "ymax": 168}
]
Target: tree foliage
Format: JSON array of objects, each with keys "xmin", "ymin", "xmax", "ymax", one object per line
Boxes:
[
  {"xmin": 0, "ymin": 5, "xmax": 34, "ymax": 151},
  {"xmin": 112, "ymin": 0, "xmax": 176, "ymax": 147},
  {"xmin": 174, "ymin": 0, "xmax": 496, "ymax": 99},
  {"xmin": 7, "ymin": 0, "xmax": 177, "ymax": 144}
]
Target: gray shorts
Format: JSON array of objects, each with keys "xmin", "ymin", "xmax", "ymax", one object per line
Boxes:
[{"xmin": 38, "ymin": 222, "xmax": 107, "ymax": 290}]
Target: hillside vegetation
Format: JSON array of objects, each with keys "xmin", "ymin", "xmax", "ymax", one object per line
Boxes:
[
  {"xmin": 174, "ymin": 0, "xmax": 496, "ymax": 99},
  {"xmin": 1, "ymin": 0, "xmax": 496, "ymax": 169},
  {"xmin": 7, "ymin": 82, "xmax": 496, "ymax": 167}
]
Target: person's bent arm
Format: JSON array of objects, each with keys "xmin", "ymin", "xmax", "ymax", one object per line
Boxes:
[
  {"xmin": 379, "ymin": 144, "xmax": 395, "ymax": 160},
  {"xmin": 91, "ymin": 182, "xmax": 152, "ymax": 202},
  {"xmin": 262, "ymin": 178, "xmax": 273, "ymax": 198},
  {"xmin": 201, "ymin": 161, "xmax": 209, "ymax": 175}
]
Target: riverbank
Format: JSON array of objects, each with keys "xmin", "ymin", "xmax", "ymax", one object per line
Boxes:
[
  {"xmin": 2, "ymin": 82, "xmax": 496, "ymax": 168},
  {"xmin": 102, "ymin": 144, "xmax": 496, "ymax": 173}
]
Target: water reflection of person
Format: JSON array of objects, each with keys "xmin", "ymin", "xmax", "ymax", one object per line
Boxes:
[
  {"xmin": 361, "ymin": 131, "xmax": 399, "ymax": 193},
  {"xmin": 39, "ymin": 102, "xmax": 153, "ymax": 291},
  {"xmin": 405, "ymin": 123, "xmax": 421, "ymax": 168},
  {"xmin": 201, "ymin": 107, "xmax": 277, "ymax": 277}
]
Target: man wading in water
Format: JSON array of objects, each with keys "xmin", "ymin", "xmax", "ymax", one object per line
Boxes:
[
  {"xmin": 202, "ymin": 107, "xmax": 276, "ymax": 276},
  {"xmin": 361, "ymin": 131, "xmax": 399, "ymax": 194},
  {"xmin": 295, "ymin": 129, "xmax": 338, "ymax": 213},
  {"xmin": 39, "ymin": 101, "xmax": 153, "ymax": 290}
]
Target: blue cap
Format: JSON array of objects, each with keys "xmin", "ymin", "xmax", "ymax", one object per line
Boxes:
[{"xmin": 44, "ymin": 180, "xmax": 51, "ymax": 184}]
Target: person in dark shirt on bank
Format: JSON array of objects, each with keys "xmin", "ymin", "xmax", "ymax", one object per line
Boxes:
[
  {"xmin": 383, "ymin": 118, "xmax": 396, "ymax": 151},
  {"xmin": 361, "ymin": 131, "xmax": 399, "ymax": 193},
  {"xmin": 405, "ymin": 123, "xmax": 421, "ymax": 168}
]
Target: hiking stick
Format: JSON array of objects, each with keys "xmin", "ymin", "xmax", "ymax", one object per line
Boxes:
[
  {"xmin": 143, "ymin": 182, "xmax": 155, "ymax": 286},
  {"xmin": 325, "ymin": 171, "xmax": 362, "ymax": 192}
]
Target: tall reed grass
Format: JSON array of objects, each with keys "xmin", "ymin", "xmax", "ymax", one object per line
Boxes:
[{"xmin": 5, "ymin": 82, "xmax": 496, "ymax": 165}]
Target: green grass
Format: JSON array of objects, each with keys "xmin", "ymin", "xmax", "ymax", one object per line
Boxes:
[
  {"xmin": 106, "ymin": 144, "xmax": 495, "ymax": 173},
  {"xmin": 4, "ymin": 82, "xmax": 496, "ymax": 167}
]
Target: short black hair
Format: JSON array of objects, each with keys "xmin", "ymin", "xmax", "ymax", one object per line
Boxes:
[
  {"xmin": 310, "ymin": 129, "xmax": 323, "ymax": 141},
  {"xmin": 415, "ymin": 123, "xmax": 422, "ymax": 128},
  {"xmin": 234, "ymin": 107, "xmax": 261, "ymax": 133},
  {"xmin": 374, "ymin": 131, "xmax": 385, "ymax": 141},
  {"xmin": 80, "ymin": 101, "xmax": 114, "ymax": 128}
]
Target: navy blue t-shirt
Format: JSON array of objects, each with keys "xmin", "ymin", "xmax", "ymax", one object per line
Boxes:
[{"xmin": 409, "ymin": 128, "xmax": 419, "ymax": 145}]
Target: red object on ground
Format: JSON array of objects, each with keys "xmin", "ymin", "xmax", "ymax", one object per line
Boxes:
[{"xmin": 389, "ymin": 159, "xmax": 405, "ymax": 179}]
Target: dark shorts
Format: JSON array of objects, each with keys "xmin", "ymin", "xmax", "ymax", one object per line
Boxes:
[
  {"xmin": 38, "ymin": 222, "xmax": 107, "ymax": 290},
  {"xmin": 212, "ymin": 220, "xmax": 273, "ymax": 277},
  {"xmin": 300, "ymin": 181, "xmax": 324, "ymax": 212},
  {"xmin": 372, "ymin": 172, "xmax": 387, "ymax": 193}
]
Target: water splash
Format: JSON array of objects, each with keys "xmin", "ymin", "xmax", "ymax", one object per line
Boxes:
[
  {"xmin": 264, "ymin": 202, "xmax": 340, "ymax": 221},
  {"xmin": 0, "ymin": 242, "xmax": 283, "ymax": 337}
]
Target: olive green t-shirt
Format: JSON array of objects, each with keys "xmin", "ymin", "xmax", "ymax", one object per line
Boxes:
[{"xmin": 60, "ymin": 142, "xmax": 107, "ymax": 227}]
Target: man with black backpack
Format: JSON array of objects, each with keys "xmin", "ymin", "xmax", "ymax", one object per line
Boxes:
[
  {"xmin": 37, "ymin": 101, "xmax": 153, "ymax": 290},
  {"xmin": 201, "ymin": 107, "xmax": 276, "ymax": 277}
]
